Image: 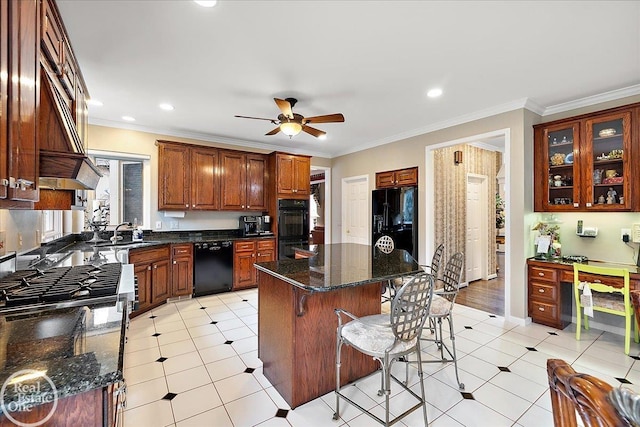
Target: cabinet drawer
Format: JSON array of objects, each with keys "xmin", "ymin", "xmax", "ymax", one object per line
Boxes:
[
  {"xmin": 235, "ymin": 241, "xmax": 256, "ymax": 252},
  {"xmin": 528, "ymin": 266, "xmax": 557, "ymax": 283},
  {"xmin": 576, "ymin": 272, "xmax": 625, "ymax": 288},
  {"xmin": 530, "ymin": 300, "xmax": 559, "ymax": 323},
  {"xmin": 530, "ymin": 281, "xmax": 557, "ymax": 301},
  {"xmin": 172, "ymin": 244, "xmax": 193, "ymax": 257},
  {"xmin": 129, "ymin": 246, "xmax": 170, "ymax": 264},
  {"xmin": 257, "ymin": 239, "xmax": 275, "ymax": 251}
]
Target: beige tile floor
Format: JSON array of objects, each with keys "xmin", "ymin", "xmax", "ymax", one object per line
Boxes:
[{"xmin": 123, "ymin": 289, "xmax": 640, "ymax": 426}]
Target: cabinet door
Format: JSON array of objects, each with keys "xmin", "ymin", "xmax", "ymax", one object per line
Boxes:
[
  {"xmin": 220, "ymin": 150, "xmax": 246, "ymax": 210},
  {"xmin": 276, "ymin": 154, "xmax": 295, "ymax": 196},
  {"xmin": 233, "ymin": 241, "xmax": 256, "ymax": 289},
  {"xmin": 375, "ymin": 171, "xmax": 396, "ymax": 189},
  {"xmin": 584, "ymin": 111, "xmax": 632, "ymax": 211},
  {"xmin": 172, "ymin": 256, "xmax": 193, "ymax": 297},
  {"xmin": 152, "ymin": 259, "xmax": 171, "ymax": 304},
  {"xmin": 191, "ymin": 146, "xmax": 220, "ymax": 210},
  {"xmin": 158, "ymin": 142, "xmax": 190, "ymax": 210},
  {"xmin": 246, "ymin": 153, "xmax": 267, "ymax": 211},
  {"xmin": 133, "ymin": 262, "xmax": 152, "ymax": 313},
  {"xmin": 7, "ymin": 0, "xmax": 39, "ymax": 202},
  {"xmin": 395, "ymin": 167, "xmax": 418, "ymax": 186},
  {"xmin": 0, "ymin": 0, "xmax": 8, "ymax": 199},
  {"xmin": 534, "ymin": 122, "xmax": 580, "ymax": 211},
  {"xmin": 293, "ymin": 155, "xmax": 310, "ymax": 196}
]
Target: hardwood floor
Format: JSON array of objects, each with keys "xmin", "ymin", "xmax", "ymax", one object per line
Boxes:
[{"xmin": 456, "ymin": 252, "xmax": 505, "ymax": 316}]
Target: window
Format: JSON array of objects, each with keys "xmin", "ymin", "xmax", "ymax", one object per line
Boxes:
[
  {"xmin": 89, "ymin": 151, "xmax": 150, "ymax": 228},
  {"xmin": 41, "ymin": 210, "xmax": 63, "ymax": 241}
]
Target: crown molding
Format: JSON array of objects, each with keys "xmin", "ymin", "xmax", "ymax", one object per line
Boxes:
[
  {"xmin": 333, "ymin": 98, "xmax": 529, "ymax": 157},
  {"xmin": 542, "ymin": 84, "xmax": 640, "ymax": 116},
  {"xmin": 88, "ymin": 118, "xmax": 328, "ymax": 158}
]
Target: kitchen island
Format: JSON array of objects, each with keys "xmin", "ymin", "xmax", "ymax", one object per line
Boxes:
[{"xmin": 254, "ymin": 243, "xmax": 421, "ymax": 408}]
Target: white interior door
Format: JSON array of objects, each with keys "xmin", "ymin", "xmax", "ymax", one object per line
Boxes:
[
  {"xmin": 342, "ymin": 175, "xmax": 369, "ymax": 244},
  {"xmin": 466, "ymin": 174, "xmax": 487, "ymax": 282}
]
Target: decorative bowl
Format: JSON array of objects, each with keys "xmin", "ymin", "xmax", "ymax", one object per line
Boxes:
[{"xmin": 599, "ymin": 128, "xmax": 617, "ymax": 138}]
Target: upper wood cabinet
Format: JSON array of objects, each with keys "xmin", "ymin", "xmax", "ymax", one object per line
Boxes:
[
  {"xmin": 191, "ymin": 146, "xmax": 220, "ymax": 210},
  {"xmin": 220, "ymin": 150, "xmax": 267, "ymax": 211},
  {"xmin": 534, "ymin": 104, "xmax": 639, "ymax": 212},
  {"xmin": 273, "ymin": 152, "xmax": 310, "ymax": 199},
  {"xmin": 0, "ymin": 0, "xmax": 40, "ymax": 206},
  {"xmin": 376, "ymin": 167, "xmax": 418, "ymax": 189}
]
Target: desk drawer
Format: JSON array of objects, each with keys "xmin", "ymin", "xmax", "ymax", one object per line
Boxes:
[
  {"xmin": 528, "ymin": 266, "xmax": 557, "ymax": 283},
  {"xmin": 530, "ymin": 281, "xmax": 557, "ymax": 302},
  {"xmin": 530, "ymin": 300, "xmax": 559, "ymax": 324}
]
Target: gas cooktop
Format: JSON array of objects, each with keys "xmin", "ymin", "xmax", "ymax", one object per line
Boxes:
[{"xmin": 0, "ymin": 263, "xmax": 122, "ymax": 312}]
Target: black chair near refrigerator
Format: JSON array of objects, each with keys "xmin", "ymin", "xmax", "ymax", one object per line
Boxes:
[
  {"xmin": 334, "ymin": 272, "xmax": 435, "ymax": 426},
  {"xmin": 421, "ymin": 252, "xmax": 465, "ymax": 390}
]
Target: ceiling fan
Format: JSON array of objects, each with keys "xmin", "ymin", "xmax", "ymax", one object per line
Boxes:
[{"xmin": 235, "ymin": 98, "xmax": 345, "ymax": 139}]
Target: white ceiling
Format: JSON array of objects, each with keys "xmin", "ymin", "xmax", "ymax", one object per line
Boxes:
[{"xmin": 57, "ymin": 1, "xmax": 640, "ymax": 158}]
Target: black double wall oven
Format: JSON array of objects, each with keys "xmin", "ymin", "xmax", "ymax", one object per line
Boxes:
[{"xmin": 277, "ymin": 199, "xmax": 309, "ymax": 259}]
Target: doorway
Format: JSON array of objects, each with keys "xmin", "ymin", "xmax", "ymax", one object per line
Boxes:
[{"xmin": 425, "ymin": 129, "xmax": 509, "ymax": 318}]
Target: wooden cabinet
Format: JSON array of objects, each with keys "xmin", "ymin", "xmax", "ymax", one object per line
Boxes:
[
  {"xmin": 534, "ymin": 104, "xmax": 639, "ymax": 212},
  {"xmin": 273, "ymin": 152, "xmax": 310, "ymax": 198},
  {"xmin": 0, "ymin": 0, "xmax": 40, "ymax": 205},
  {"xmin": 171, "ymin": 243, "xmax": 193, "ymax": 297},
  {"xmin": 376, "ymin": 167, "xmax": 418, "ymax": 189},
  {"xmin": 220, "ymin": 150, "xmax": 267, "ymax": 211},
  {"xmin": 233, "ymin": 238, "xmax": 275, "ymax": 290},
  {"xmin": 159, "ymin": 142, "xmax": 269, "ymax": 212},
  {"xmin": 129, "ymin": 245, "xmax": 171, "ymax": 316}
]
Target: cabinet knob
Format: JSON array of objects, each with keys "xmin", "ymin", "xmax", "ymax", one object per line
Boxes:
[
  {"xmin": 538, "ymin": 272, "xmax": 544, "ymax": 277},
  {"xmin": 242, "ymin": 205, "xmax": 245, "ymax": 209},
  {"xmin": 594, "ymin": 279, "xmax": 601, "ymax": 283},
  {"xmin": 538, "ymin": 289, "xmax": 545, "ymax": 293},
  {"xmin": 173, "ymin": 261, "xmax": 177, "ymax": 264},
  {"xmin": 193, "ymin": 205, "xmax": 196, "ymax": 208},
  {"xmin": 573, "ymin": 203, "xmax": 579, "ymax": 208},
  {"xmin": 154, "ymin": 265, "xmax": 157, "ymax": 269},
  {"xmin": 0, "ymin": 179, "xmax": 7, "ymax": 187},
  {"xmin": 538, "ymin": 307, "xmax": 545, "ymax": 312},
  {"xmin": 186, "ymin": 204, "xmax": 189, "ymax": 208},
  {"xmin": 247, "ymin": 206, "xmax": 250, "ymax": 209},
  {"xmin": 147, "ymin": 266, "xmax": 151, "ymax": 271},
  {"xmin": 586, "ymin": 203, "xmax": 592, "ymax": 207}
]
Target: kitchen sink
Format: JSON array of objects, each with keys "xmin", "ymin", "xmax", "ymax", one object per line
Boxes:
[{"xmin": 92, "ymin": 240, "xmax": 163, "ymax": 248}]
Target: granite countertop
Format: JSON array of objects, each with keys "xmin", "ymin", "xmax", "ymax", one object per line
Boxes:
[
  {"xmin": 0, "ymin": 300, "xmax": 126, "ymax": 406},
  {"xmin": 255, "ymin": 243, "xmax": 422, "ymax": 291}
]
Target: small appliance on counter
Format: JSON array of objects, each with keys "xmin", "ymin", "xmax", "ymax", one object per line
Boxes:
[{"xmin": 239, "ymin": 215, "xmax": 273, "ymax": 237}]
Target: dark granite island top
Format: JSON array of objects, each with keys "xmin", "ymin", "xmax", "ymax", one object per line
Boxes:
[
  {"xmin": 254, "ymin": 243, "xmax": 421, "ymax": 291},
  {"xmin": 0, "ymin": 300, "xmax": 127, "ymax": 425},
  {"xmin": 255, "ymin": 243, "xmax": 421, "ymax": 408}
]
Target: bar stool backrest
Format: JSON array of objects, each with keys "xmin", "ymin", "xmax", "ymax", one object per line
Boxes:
[{"xmin": 391, "ymin": 272, "xmax": 434, "ymax": 342}]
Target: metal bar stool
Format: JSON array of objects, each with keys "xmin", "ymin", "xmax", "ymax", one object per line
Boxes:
[{"xmin": 334, "ymin": 272, "xmax": 435, "ymax": 426}]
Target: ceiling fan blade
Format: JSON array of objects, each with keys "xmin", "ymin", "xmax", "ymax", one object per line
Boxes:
[
  {"xmin": 265, "ymin": 127, "xmax": 281, "ymax": 136},
  {"xmin": 234, "ymin": 115, "xmax": 276, "ymax": 122},
  {"xmin": 303, "ymin": 113, "xmax": 345, "ymax": 124},
  {"xmin": 274, "ymin": 98, "xmax": 294, "ymax": 119},
  {"xmin": 302, "ymin": 125, "xmax": 326, "ymax": 138}
]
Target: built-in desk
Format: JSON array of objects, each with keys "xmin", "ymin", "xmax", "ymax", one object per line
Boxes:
[
  {"xmin": 255, "ymin": 243, "xmax": 421, "ymax": 408},
  {"xmin": 527, "ymin": 258, "xmax": 640, "ymax": 329}
]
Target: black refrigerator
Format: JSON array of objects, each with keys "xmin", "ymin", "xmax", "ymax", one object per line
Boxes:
[{"xmin": 372, "ymin": 186, "xmax": 418, "ymax": 260}]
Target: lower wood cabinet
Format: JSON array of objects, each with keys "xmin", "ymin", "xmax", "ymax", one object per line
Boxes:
[
  {"xmin": 129, "ymin": 245, "xmax": 171, "ymax": 317},
  {"xmin": 171, "ymin": 243, "xmax": 193, "ymax": 297},
  {"xmin": 233, "ymin": 238, "xmax": 275, "ymax": 290}
]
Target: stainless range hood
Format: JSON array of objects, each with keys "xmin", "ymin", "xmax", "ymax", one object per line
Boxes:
[{"xmin": 38, "ymin": 69, "xmax": 101, "ymax": 190}]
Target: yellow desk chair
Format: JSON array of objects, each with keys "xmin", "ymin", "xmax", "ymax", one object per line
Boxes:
[{"xmin": 573, "ymin": 263, "xmax": 639, "ymax": 355}]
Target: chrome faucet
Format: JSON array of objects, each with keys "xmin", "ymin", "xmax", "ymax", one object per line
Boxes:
[{"xmin": 111, "ymin": 222, "xmax": 132, "ymax": 244}]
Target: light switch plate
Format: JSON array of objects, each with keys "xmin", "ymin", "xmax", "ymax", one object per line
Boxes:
[{"xmin": 155, "ymin": 221, "xmax": 162, "ymax": 230}]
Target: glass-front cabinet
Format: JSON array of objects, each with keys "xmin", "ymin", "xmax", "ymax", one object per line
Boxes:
[
  {"xmin": 534, "ymin": 105, "xmax": 637, "ymax": 212},
  {"xmin": 539, "ymin": 122, "xmax": 580, "ymax": 211},
  {"xmin": 584, "ymin": 111, "xmax": 631, "ymax": 210}
]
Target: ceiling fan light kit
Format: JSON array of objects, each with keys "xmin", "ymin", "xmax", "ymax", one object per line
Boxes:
[{"xmin": 235, "ymin": 97, "xmax": 345, "ymax": 139}]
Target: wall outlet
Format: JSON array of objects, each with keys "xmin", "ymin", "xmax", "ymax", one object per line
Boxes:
[
  {"xmin": 170, "ymin": 221, "xmax": 179, "ymax": 229},
  {"xmin": 155, "ymin": 221, "xmax": 162, "ymax": 230},
  {"xmin": 622, "ymin": 228, "xmax": 631, "ymax": 240}
]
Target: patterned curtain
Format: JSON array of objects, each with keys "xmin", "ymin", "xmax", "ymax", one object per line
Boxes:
[{"xmin": 433, "ymin": 145, "xmax": 498, "ymax": 281}]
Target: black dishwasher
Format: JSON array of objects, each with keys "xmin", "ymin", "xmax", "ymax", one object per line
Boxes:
[{"xmin": 193, "ymin": 241, "xmax": 233, "ymax": 296}]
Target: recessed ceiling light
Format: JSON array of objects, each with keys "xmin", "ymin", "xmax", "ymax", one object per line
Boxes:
[
  {"xmin": 194, "ymin": 0, "xmax": 217, "ymax": 7},
  {"xmin": 427, "ymin": 88, "xmax": 443, "ymax": 98},
  {"xmin": 318, "ymin": 134, "xmax": 327, "ymax": 141},
  {"xmin": 122, "ymin": 116, "xmax": 136, "ymax": 122},
  {"xmin": 159, "ymin": 103, "xmax": 174, "ymax": 111},
  {"xmin": 87, "ymin": 99, "xmax": 103, "ymax": 107}
]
